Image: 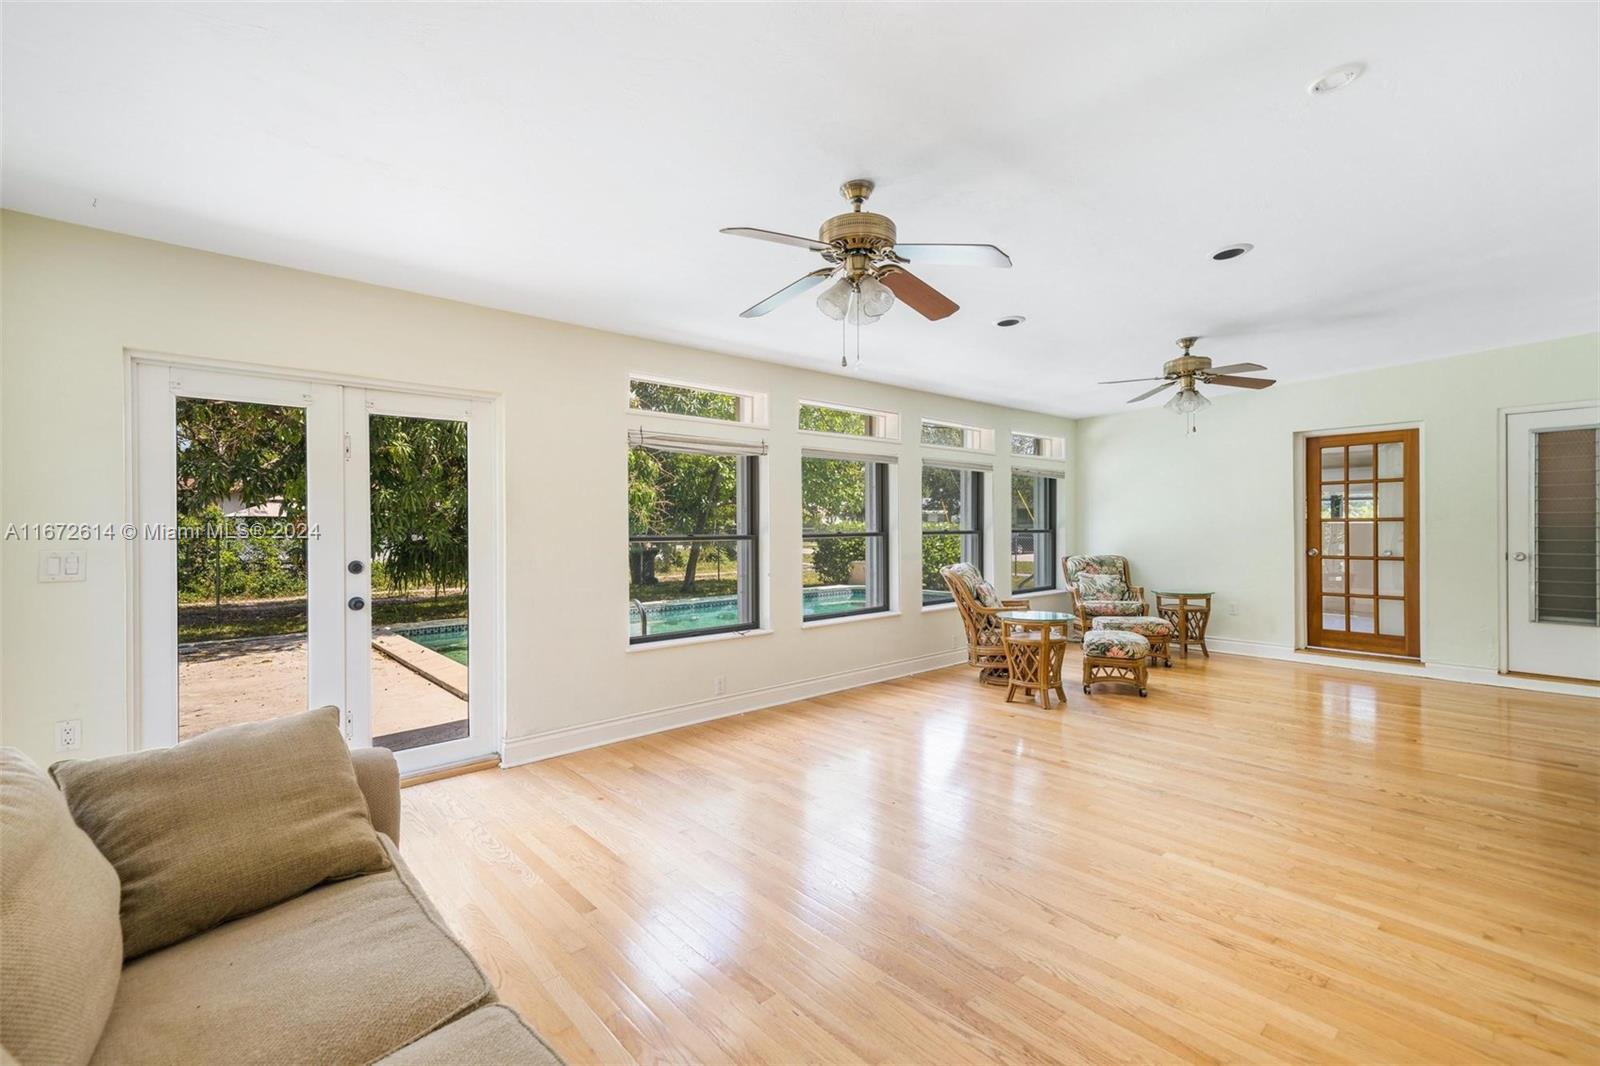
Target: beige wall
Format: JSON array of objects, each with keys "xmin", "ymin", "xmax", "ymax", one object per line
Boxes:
[
  {"xmin": 1076, "ymin": 333, "xmax": 1600, "ymax": 671},
  {"xmin": 0, "ymin": 212, "xmax": 1075, "ymax": 765}
]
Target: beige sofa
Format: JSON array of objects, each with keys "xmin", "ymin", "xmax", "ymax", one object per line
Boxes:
[{"xmin": 0, "ymin": 708, "xmax": 562, "ymax": 1066}]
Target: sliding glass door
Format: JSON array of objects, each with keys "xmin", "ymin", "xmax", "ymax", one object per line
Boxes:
[{"xmin": 135, "ymin": 362, "xmax": 499, "ymax": 774}]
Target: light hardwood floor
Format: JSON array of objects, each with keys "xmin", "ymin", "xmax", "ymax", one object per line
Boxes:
[{"xmin": 401, "ymin": 651, "xmax": 1600, "ymax": 1064}]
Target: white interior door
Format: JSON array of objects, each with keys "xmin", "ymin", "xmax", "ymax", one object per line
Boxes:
[
  {"xmin": 1506, "ymin": 405, "xmax": 1600, "ymax": 680},
  {"xmin": 135, "ymin": 362, "xmax": 500, "ymax": 772},
  {"xmin": 343, "ymin": 387, "xmax": 500, "ymax": 776}
]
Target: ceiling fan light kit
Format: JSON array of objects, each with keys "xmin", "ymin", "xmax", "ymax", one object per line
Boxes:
[
  {"xmin": 1101, "ymin": 336, "xmax": 1278, "ymax": 423},
  {"xmin": 722, "ymin": 178, "xmax": 1012, "ymax": 366}
]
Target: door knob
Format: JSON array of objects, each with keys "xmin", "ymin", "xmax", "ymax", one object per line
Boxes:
[
  {"xmin": 1307, "ymin": 547, "xmax": 1320, "ymax": 557},
  {"xmin": 348, "ymin": 596, "xmax": 366, "ymax": 611},
  {"xmin": 347, "ymin": 560, "xmax": 365, "ymax": 574},
  {"xmin": 1512, "ymin": 551, "xmax": 1528, "ymax": 562}
]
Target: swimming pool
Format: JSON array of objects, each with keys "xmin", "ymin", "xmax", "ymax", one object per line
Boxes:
[
  {"xmin": 397, "ymin": 588, "xmax": 876, "ymax": 657},
  {"xmin": 396, "ymin": 623, "xmax": 469, "ymax": 665},
  {"xmin": 630, "ymin": 585, "xmax": 868, "ymax": 638}
]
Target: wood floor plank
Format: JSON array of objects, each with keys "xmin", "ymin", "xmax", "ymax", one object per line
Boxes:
[{"xmin": 400, "ymin": 651, "xmax": 1600, "ymax": 1064}]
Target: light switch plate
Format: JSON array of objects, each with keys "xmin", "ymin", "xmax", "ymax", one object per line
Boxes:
[{"xmin": 37, "ymin": 550, "xmax": 85, "ymax": 582}]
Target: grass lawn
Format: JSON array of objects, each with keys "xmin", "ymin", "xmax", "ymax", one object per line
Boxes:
[{"xmin": 178, "ymin": 590, "xmax": 468, "ymax": 642}]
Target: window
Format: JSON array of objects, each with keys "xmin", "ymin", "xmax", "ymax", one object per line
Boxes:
[
  {"xmin": 628, "ymin": 446, "xmax": 759, "ymax": 643},
  {"xmin": 1010, "ymin": 473, "xmax": 1059, "ymax": 593},
  {"xmin": 922, "ymin": 464, "xmax": 984, "ymax": 605},
  {"xmin": 798, "ymin": 401, "xmax": 898, "ymax": 439},
  {"xmin": 629, "ymin": 377, "xmax": 759, "ymax": 423},
  {"xmin": 801, "ymin": 456, "xmax": 890, "ymax": 620},
  {"xmin": 1010, "ymin": 431, "xmax": 1066, "ymax": 460},
  {"xmin": 921, "ymin": 418, "xmax": 994, "ymax": 452}
]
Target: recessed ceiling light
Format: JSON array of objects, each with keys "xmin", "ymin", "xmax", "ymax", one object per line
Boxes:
[
  {"xmin": 1307, "ymin": 63, "xmax": 1364, "ymax": 95},
  {"xmin": 1212, "ymin": 243, "xmax": 1253, "ymax": 261},
  {"xmin": 995, "ymin": 315, "xmax": 1026, "ymax": 328}
]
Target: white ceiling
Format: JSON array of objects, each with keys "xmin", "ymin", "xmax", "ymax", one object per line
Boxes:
[{"xmin": 3, "ymin": 3, "xmax": 1596, "ymax": 416}]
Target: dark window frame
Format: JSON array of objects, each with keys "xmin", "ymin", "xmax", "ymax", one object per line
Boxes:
[
  {"xmin": 628, "ymin": 451, "xmax": 761, "ymax": 645},
  {"xmin": 801, "ymin": 457, "xmax": 892, "ymax": 622},
  {"xmin": 922, "ymin": 465, "xmax": 985, "ymax": 606},
  {"xmin": 1010, "ymin": 473, "xmax": 1058, "ymax": 595}
]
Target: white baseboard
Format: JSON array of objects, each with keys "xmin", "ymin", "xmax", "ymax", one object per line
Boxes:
[
  {"xmin": 501, "ymin": 648, "xmax": 968, "ymax": 767},
  {"xmin": 1205, "ymin": 637, "xmax": 1600, "ymax": 698}
]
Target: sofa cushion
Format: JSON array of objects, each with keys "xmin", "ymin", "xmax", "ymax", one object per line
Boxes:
[
  {"xmin": 0, "ymin": 749, "xmax": 124, "ymax": 1066},
  {"xmin": 381, "ymin": 1005, "xmax": 564, "ymax": 1065},
  {"xmin": 51, "ymin": 706, "xmax": 389, "ymax": 960},
  {"xmin": 91, "ymin": 839, "xmax": 491, "ymax": 1066}
]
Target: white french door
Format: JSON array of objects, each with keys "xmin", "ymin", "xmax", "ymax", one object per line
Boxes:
[
  {"xmin": 134, "ymin": 361, "xmax": 500, "ymax": 774},
  {"xmin": 1505, "ymin": 404, "xmax": 1599, "ymax": 680}
]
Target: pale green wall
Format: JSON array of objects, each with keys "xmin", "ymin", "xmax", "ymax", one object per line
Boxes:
[{"xmin": 1075, "ymin": 333, "xmax": 1600, "ymax": 670}]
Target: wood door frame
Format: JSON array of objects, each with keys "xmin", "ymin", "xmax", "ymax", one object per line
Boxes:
[{"xmin": 1300, "ymin": 426, "xmax": 1422, "ymax": 659}]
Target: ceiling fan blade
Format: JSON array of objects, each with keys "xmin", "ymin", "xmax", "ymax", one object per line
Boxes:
[
  {"xmin": 891, "ymin": 243, "xmax": 1012, "ymax": 268},
  {"xmin": 1204, "ymin": 374, "xmax": 1276, "ymax": 389},
  {"xmin": 1204, "ymin": 362, "xmax": 1267, "ymax": 375},
  {"xmin": 878, "ymin": 267, "xmax": 959, "ymax": 320},
  {"xmin": 720, "ymin": 227, "xmax": 831, "ymax": 253},
  {"xmin": 1128, "ymin": 380, "xmax": 1178, "ymax": 403},
  {"xmin": 738, "ymin": 269, "xmax": 834, "ymax": 318},
  {"xmin": 1098, "ymin": 376, "xmax": 1169, "ymax": 384}
]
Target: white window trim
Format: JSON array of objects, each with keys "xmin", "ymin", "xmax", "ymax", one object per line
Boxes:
[
  {"xmin": 801, "ymin": 610, "xmax": 904, "ymax": 630},
  {"xmin": 625, "ymin": 627, "xmax": 775, "ymax": 652}
]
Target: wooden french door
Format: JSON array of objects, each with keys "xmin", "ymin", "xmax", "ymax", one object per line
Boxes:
[{"xmin": 1305, "ymin": 429, "xmax": 1420, "ymax": 657}]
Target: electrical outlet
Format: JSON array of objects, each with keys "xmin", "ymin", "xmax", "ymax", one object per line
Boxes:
[
  {"xmin": 54, "ymin": 719, "xmax": 82, "ymax": 753},
  {"xmin": 1227, "ymin": 600, "xmax": 1239, "ymax": 616},
  {"xmin": 712, "ymin": 675, "xmax": 727, "ymax": 696}
]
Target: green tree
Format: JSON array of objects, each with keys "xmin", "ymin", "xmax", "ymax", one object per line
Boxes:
[{"xmin": 368, "ymin": 416, "xmax": 469, "ymax": 595}]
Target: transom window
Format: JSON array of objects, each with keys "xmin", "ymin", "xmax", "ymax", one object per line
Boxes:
[
  {"xmin": 1010, "ymin": 431, "xmax": 1066, "ymax": 460},
  {"xmin": 922, "ymin": 464, "xmax": 984, "ymax": 605},
  {"xmin": 920, "ymin": 418, "xmax": 991, "ymax": 451},
  {"xmin": 798, "ymin": 401, "xmax": 897, "ymax": 439},
  {"xmin": 1010, "ymin": 472, "xmax": 1059, "ymax": 593},
  {"xmin": 628, "ymin": 445, "xmax": 759, "ymax": 643},
  {"xmin": 801, "ymin": 456, "xmax": 891, "ymax": 621},
  {"xmin": 629, "ymin": 376, "xmax": 760, "ymax": 424}
]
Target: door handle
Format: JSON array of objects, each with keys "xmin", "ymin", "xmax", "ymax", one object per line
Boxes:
[
  {"xmin": 1307, "ymin": 547, "xmax": 1320, "ymax": 558},
  {"xmin": 1512, "ymin": 551, "xmax": 1528, "ymax": 562}
]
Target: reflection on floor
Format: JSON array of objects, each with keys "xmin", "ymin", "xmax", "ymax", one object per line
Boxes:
[
  {"xmin": 177, "ymin": 635, "xmax": 465, "ymax": 744},
  {"xmin": 401, "ymin": 651, "xmax": 1599, "ymax": 1065}
]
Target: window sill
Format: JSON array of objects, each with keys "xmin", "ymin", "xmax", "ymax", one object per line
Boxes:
[
  {"xmin": 921, "ymin": 602, "xmax": 959, "ymax": 613},
  {"xmin": 627, "ymin": 628, "xmax": 774, "ymax": 653},
  {"xmin": 1012, "ymin": 587, "xmax": 1066, "ymax": 600},
  {"xmin": 802, "ymin": 610, "xmax": 900, "ymax": 630}
]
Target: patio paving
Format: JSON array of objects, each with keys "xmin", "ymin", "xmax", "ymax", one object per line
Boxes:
[{"xmin": 178, "ymin": 633, "xmax": 465, "ymax": 742}]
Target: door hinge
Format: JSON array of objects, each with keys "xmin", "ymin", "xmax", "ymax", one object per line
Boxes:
[{"xmin": 343, "ymin": 431, "xmax": 352, "ymax": 462}]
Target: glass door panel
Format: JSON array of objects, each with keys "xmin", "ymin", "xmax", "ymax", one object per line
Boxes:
[
  {"xmin": 1305, "ymin": 428, "xmax": 1419, "ymax": 657},
  {"xmin": 136, "ymin": 364, "xmax": 345, "ymax": 749},
  {"xmin": 345, "ymin": 390, "xmax": 499, "ymax": 775}
]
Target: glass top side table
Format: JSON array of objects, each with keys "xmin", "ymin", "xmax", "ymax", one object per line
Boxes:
[{"xmin": 996, "ymin": 611, "xmax": 1074, "ymax": 708}]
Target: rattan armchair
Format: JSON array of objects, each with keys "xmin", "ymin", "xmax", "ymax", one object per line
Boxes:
[
  {"xmin": 1063, "ymin": 554, "xmax": 1147, "ymax": 639},
  {"xmin": 940, "ymin": 562, "xmax": 1028, "ymax": 686}
]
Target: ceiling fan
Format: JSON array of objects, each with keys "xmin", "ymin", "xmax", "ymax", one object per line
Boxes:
[
  {"xmin": 721, "ymin": 179, "xmax": 1011, "ymax": 325},
  {"xmin": 1101, "ymin": 337, "xmax": 1276, "ymax": 414}
]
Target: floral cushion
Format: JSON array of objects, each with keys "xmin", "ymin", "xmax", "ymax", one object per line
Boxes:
[
  {"xmin": 1092, "ymin": 615, "xmax": 1174, "ymax": 639},
  {"xmin": 1064, "ymin": 554, "xmax": 1129, "ymax": 585},
  {"xmin": 1080, "ymin": 599, "xmax": 1145, "ymax": 617},
  {"xmin": 941, "ymin": 563, "xmax": 1002, "ymax": 609},
  {"xmin": 1082, "ymin": 629, "xmax": 1150, "ymax": 659},
  {"xmin": 1077, "ymin": 572, "xmax": 1129, "ymax": 600},
  {"xmin": 972, "ymin": 579, "xmax": 1003, "ymax": 609}
]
